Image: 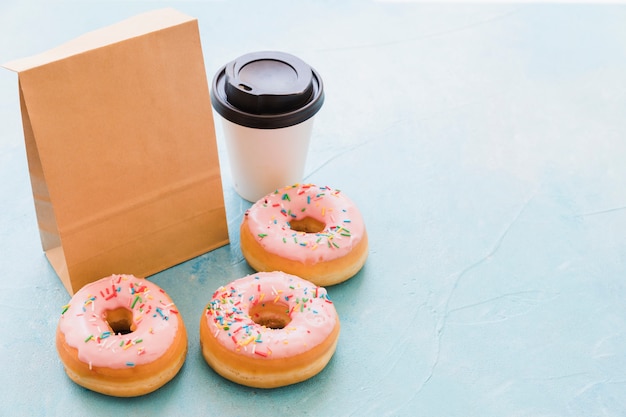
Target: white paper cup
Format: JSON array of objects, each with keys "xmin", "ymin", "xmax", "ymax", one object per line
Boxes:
[
  {"xmin": 218, "ymin": 115, "xmax": 314, "ymax": 202},
  {"xmin": 211, "ymin": 51, "xmax": 324, "ymax": 202}
]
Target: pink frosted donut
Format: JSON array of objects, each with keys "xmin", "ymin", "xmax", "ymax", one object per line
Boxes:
[
  {"xmin": 56, "ymin": 274, "xmax": 187, "ymax": 397},
  {"xmin": 240, "ymin": 184, "xmax": 368, "ymax": 286},
  {"xmin": 199, "ymin": 271, "xmax": 340, "ymax": 388}
]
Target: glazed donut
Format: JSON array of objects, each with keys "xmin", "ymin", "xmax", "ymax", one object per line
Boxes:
[
  {"xmin": 56, "ymin": 274, "xmax": 187, "ymax": 397},
  {"xmin": 240, "ymin": 184, "xmax": 368, "ymax": 286},
  {"xmin": 200, "ymin": 271, "xmax": 340, "ymax": 388}
]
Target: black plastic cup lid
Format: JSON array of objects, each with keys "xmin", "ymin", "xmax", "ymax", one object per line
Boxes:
[{"xmin": 211, "ymin": 51, "xmax": 324, "ymax": 129}]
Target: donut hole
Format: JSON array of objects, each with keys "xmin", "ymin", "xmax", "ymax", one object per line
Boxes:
[
  {"xmin": 289, "ymin": 217, "xmax": 326, "ymax": 234},
  {"xmin": 249, "ymin": 303, "xmax": 291, "ymax": 329},
  {"xmin": 104, "ymin": 307, "xmax": 136, "ymax": 335}
]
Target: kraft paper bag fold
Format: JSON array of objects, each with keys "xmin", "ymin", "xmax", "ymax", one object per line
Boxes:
[{"xmin": 3, "ymin": 8, "xmax": 229, "ymax": 295}]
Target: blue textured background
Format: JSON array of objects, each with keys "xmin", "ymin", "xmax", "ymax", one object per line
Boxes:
[{"xmin": 1, "ymin": 2, "xmax": 626, "ymax": 416}]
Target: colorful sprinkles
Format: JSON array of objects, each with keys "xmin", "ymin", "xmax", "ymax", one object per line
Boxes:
[
  {"xmin": 58, "ymin": 274, "xmax": 181, "ymax": 370},
  {"xmin": 245, "ymin": 184, "xmax": 362, "ymax": 257},
  {"xmin": 204, "ymin": 273, "xmax": 336, "ymax": 359}
]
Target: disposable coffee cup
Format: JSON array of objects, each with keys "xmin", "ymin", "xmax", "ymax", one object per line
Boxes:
[{"xmin": 210, "ymin": 51, "xmax": 324, "ymax": 202}]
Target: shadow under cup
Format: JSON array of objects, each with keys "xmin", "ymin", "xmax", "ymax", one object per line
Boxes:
[{"xmin": 210, "ymin": 51, "xmax": 324, "ymax": 202}]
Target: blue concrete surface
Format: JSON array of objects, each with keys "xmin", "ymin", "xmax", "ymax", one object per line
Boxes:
[{"xmin": 1, "ymin": 1, "xmax": 626, "ymax": 416}]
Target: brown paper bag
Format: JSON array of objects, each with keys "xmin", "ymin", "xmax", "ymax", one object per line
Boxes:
[{"xmin": 3, "ymin": 8, "xmax": 229, "ymax": 294}]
